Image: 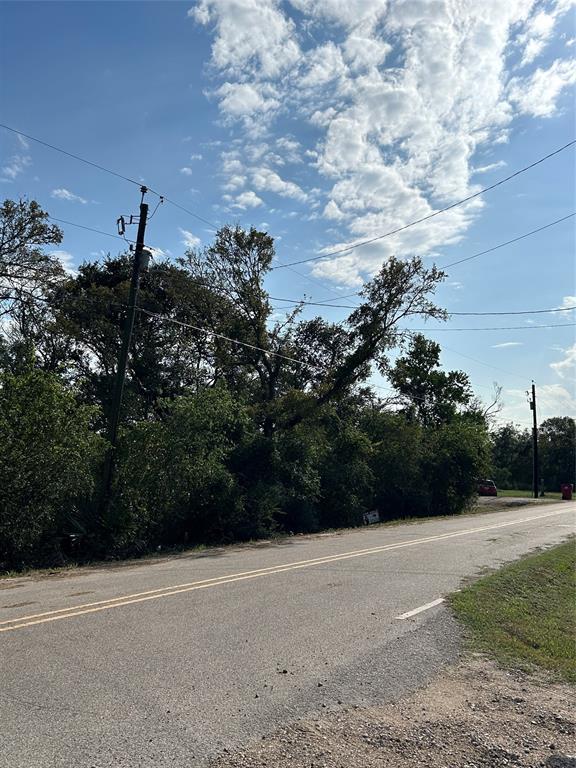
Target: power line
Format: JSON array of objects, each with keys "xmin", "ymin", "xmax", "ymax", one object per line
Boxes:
[
  {"xmin": 442, "ymin": 212, "xmax": 575, "ymax": 269},
  {"xmin": 411, "ymin": 323, "xmax": 575, "ymax": 331},
  {"xmin": 280, "ymin": 212, "xmax": 575, "ymax": 304},
  {"xmin": 48, "ymin": 216, "xmax": 133, "ymax": 243},
  {"xmin": 136, "ymin": 307, "xmax": 317, "ymax": 366},
  {"xmin": 0, "ymin": 122, "xmax": 218, "ymax": 229},
  {"xmin": 270, "ymin": 296, "xmax": 576, "ymax": 316},
  {"xmin": 438, "ymin": 344, "xmax": 530, "ymax": 384},
  {"xmin": 451, "ymin": 306, "xmax": 576, "ymax": 316},
  {"xmin": 161, "ymin": 197, "xmax": 220, "ymax": 230},
  {"xmin": 0, "ymin": 123, "xmax": 147, "ymax": 190},
  {"xmin": 133, "ymin": 307, "xmax": 469, "ymax": 405},
  {"xmin": 272, "ymin": 140, "xmax": 576, "ymax": 269}
]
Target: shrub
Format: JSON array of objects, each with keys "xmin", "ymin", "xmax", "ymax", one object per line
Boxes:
[{"xmin": 0, "ymin": 368, "xmax": 105, "ymax": 570}]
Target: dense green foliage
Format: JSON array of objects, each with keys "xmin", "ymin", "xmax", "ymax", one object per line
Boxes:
[
  {"xmin": 1, "ymin": 198, "xmax": 565, "ymax": 571},
  {"xmin": 490, "ymin": 417, "xmax": 575, "ymax": 492},
  {"xmin": 0, "ymin": 359, "xmax": 105, "ymax": 568}
]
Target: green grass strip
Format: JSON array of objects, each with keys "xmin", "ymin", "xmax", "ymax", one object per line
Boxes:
[
  {"xmin": 450, "ymin": 539, "xmax": 576, "ymax": 682},
  {"xmin": 498, "ymin": 489, "xmax": 562, "ymax": 499}
]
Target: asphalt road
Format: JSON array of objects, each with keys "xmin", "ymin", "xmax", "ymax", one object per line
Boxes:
[{"xmin": 1, "ymin": 501, "xmax": 574, "ymax": 767}]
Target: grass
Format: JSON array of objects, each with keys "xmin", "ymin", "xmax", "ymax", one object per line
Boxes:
[
  {"xmin": 450, "ymin": 539, "xmax": 576, "ymax": 682},
  {"xmin": 498, "ymin": 488, "xmax": 562, "ymax": 499}
]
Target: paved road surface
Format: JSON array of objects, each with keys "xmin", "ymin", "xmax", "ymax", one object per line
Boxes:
[{"xmin": 1, "ymin": 501, "xmax": 574, "ymax": 767}]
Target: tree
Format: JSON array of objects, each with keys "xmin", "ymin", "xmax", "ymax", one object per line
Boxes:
[
  {"xmin": 388, "ymin": 333, "xmax": 472, "ymax": 425},
  {"xmin": 490, "ymin": 423, "xmax": 532, "ymax": 489},
  {"xmin": 38, "ymin": 254, "xmax": 234, "ymax": 425},
  {"xmin": 539, "ymin": 417, "xmax": 575, "ymax": 491},
  {"xmin": 0, "ymin": 199, "xmax": 64, "ymax": 323},
  {"xmin": 112, "ymin": 386, "xmax": 254, "ymax": 550},
  {"xmin": 0, "ymin": 363, "xmax": 105, "ymax": 569}
]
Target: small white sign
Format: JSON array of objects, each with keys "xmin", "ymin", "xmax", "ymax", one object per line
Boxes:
[{"xmin": 363, "ymin": 510, "xmax": 380, "ymax": 525}]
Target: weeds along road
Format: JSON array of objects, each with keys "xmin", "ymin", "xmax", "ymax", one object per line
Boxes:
[{"xmin": 1, "ymin": 501, "xmax": 574, "ymax": 768}]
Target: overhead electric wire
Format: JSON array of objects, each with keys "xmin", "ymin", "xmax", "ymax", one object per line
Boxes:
[
  {"xmin": 411, "ymin": 323, "xmax": 575, "ymax": 331},
  {"xmin": 161, "ymin": 197, "xmax": 220, "ymax": 230},
  {"xmin": 0, "ymin": 123, "xmax": 147, "ymax": 190},
  {"xmin": 0, "ymin": 122, "xmax": 218, "ymax": 229},
  {"xmin": 436, "ymin": 344, "xmax": 531, "ymax": 384},
  {"xmin": 451, "ymin": 306, "xmax": 576, "ymax": 316},
  {"xmin": 270, "ymin": 297, "xmax": 576, "ymax": 315},
  {"xmin": 271, "ymin": 212, "xmax": 576, "ymax": 310},
  {"xmin": 272, "ymin": 140, "xmax": 576, "ymax": 269},
  {"xmin": 133, "ymin": 307, "xmax": 463, "ymax": 404},
  {"xmin": 442, "ymin": 212, "xmax": 576, "ymax": 269},
  {"xmin": 48, "ymin": 216, "xmax": 134, "ymax": 243}
]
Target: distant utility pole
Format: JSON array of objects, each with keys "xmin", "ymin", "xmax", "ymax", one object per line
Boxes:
[
  {"xmin": 101, "ymin": 186, "xmax": 149, "ymax": 513},
  {"xmin": 529, "ymin": 381, "xmax": 539, "ymax": 499}
]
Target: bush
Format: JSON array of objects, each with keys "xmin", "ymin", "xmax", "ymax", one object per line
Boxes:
[
  {"xmin": 318, "ymin": 420, "xmax": 374, "ymax": 529},
  {"xmin": 111, "ymin": 387, "xmax": 253, "ymax": 551},
  {"xmin": 0, "ymin": 368, "xmax": 105, "ymax": 570},
  {"xmin": 422, "ymin": 418, "xmax": 491, "ymax": 516}
]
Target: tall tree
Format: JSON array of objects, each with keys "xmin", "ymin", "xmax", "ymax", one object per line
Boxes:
[
  {"xmin": 0, "ymin": 199, "xmax": 64, "ymax": 324},
  {"xmin": 388, "ymin": 333, "xmax": 472, "ymax": 425}
]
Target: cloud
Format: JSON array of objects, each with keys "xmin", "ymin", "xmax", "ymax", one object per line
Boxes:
[
  {"xmin": 550, "ymin": 343, "xmax": 576, "ymax": 380},
  {"xmin": 216, "ymin": 82, "xmax": 279, "ymax": 117},
  {"xmin": 537, "ymin": 383, "xmax": 576, "ymax": 418},
  {"xmin": 51, "ymin": 188, "xmax": 87, "ymax": 204},
  {"xmin": 508, "ymin": 58, "xmax": 576, "ymax": 118},
  {"xmin": 558, "ymin": 295, "xmax": 576, "ymax": 313},
  {"xmin": 472, "ymin": 160, "xmax": 507, "ymax": 174},
  {"xmin": 2, "ymin": 154, "xmax": 31, "ymax": 180},
  {"xmin": 501, "ymin": 382, "xmax": 576, "ymax": 425},
  {"xmin": 192, "ymin": 0, "xmax": 576, "ymax": 285},
  {"xmin": 232, "ymin": 190, "xmax": 263, "ymax": 209},
  {"xmin": 179, "ymin": 227, "xmax": 201, "ymax": 248},
  {"xmin": 180, "ymin": 167, "xmax": 194, "ymax": 175},
  {"xmin": 190, "ymin": 153, "xmax": 203, "ymax": 161},
  {"xmin": 252, "ymin": 167, "xmax": 307, "ymax": 202},
  {"xmin": 517, "ymin": 1, "xmax": 576, "ymax": 67},
  {"xmin": 492, "ymin": 341, "xmax": 524, "ymax": 348},
  {"xmin": 50, "ymin": 250, "xmax": 76, "ymax": 275},
  {"xmin": 190, "ymin": 0, "xmax": 300, "ymax": 78}
]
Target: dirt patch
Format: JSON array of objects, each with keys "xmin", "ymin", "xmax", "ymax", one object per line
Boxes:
[{"xmin": 209, "ymin": 658, "xmax": 575, "ymax": 768}]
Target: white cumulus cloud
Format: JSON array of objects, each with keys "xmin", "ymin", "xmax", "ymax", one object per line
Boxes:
[
  {"xmin": 2, "ymin": 154, "xmax": 31, "ymax": 180},
  {"xmin": 51, "ymin": 188, "xmax": 87, "ymax": 204},
  {"xmin": 508, "ymin": 58, "xmax": 576, "ymax": 118},
  {"xmin": 232, "ymin": 190, "xmax": 264, "ymax": 209},
  {"xmin": 550, "ymin": 343, "xmax": 576, "ymax": 380},
  {"xmin": 191, "ymin": 0, "xmax": 576, "ymax": 285},
  {"xmin": 50, "ymin": 250, "xmax": 76, "ymax": 274},
  {"xmin": 179, "ymin": 227, "xmax": 201, "ymax": 248}
]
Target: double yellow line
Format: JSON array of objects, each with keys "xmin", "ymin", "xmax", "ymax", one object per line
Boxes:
[{"xmin": 0, "ymin": 507, "xmax": 571, "ymax": 634}]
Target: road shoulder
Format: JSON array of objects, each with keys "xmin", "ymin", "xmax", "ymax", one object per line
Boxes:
[{"xmin": 209, "ymin": 656, "xmax": 575, "ymax": 768}]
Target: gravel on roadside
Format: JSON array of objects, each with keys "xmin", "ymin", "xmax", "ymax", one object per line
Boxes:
[{"xmin": 209, "ymin": 657, "xmax": 575, "ymax": 768}]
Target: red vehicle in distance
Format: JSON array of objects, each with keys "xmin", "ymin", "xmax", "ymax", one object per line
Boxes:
[{"xmin": 478, "ymin": 479, "xmax": 498, "ymax": 496}]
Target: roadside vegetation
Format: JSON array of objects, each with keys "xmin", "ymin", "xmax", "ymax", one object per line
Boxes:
[
  {"xmin": 450, "ymin": 540, "xmax": 576, "ymax": 682},
  {"xmin": 498, "ymin": 488, "xmax": 562, "ymax": 499},
  {"xmin": 491, "ymin": 418, "xmax": 575, "ymax": 495},
  {"xmin": 1, "ymin": 199, "xmax": 574, "ymax": 572}
]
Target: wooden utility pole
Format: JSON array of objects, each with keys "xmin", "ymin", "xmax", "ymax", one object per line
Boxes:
[
  {"xmin": 101, "ymin": 186, "xmax": 149, "ymax": 513},
  {"xmin": 529, "ymin": 381, "xmax": 539, "ymax": 499}
]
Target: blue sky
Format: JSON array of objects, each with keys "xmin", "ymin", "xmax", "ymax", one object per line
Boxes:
[{"xmin": 1, "ymin": 0, "xmax": 575, "ymax": 426}]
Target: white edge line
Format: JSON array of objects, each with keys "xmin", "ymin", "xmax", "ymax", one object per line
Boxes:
[{"xmin": 395, "ymin": 597, "xmax": 445, "ymax": 620}]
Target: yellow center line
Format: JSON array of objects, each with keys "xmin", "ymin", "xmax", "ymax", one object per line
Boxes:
[{"xmin": 0, "ymin": 507, "xmax": 572, "ymax": 634}]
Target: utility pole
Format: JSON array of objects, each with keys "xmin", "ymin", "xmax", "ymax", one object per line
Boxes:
[
  {"xmin": 529, "ymin": 381, "xmax": 539, "ymax": 499},
  {"xmin": 101, "ymin": 186, "xmax": 149, "ymax": 514}
]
